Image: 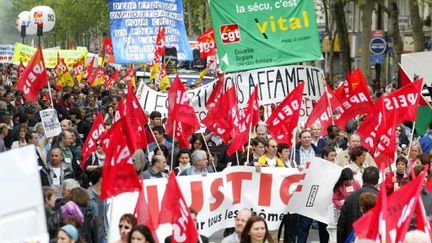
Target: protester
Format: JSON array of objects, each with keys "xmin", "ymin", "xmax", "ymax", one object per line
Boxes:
[
  {"xmin": 43, "ymin": 186, "xmax": 62, "ymax": 239},
  {"xmin": 179, "ymin": 150, "xmax": 209, "ymax": 176},
  {"xmin": 385, "ymin": 156, "xmax": 409, "ymax": 194},
  {"xmin": 396, "ymin": 124, "xmax": 410, "ymax": 149},
  {"xmin": 240, "ymin": 215, "xmax": 274, "ymax": 243},
  {"xmin": 407, "ymin": 141, "xmax": 423, "ymax": 169},
  {"xmin": 221, "ymin": 209, "xmax": 253, "ymax": 243},
  {"xmin": 113, "ymin": 214, "xmax": 137, "ymax": 243},
  {"xmin": 256, "ymin": 138, "xmax": 285, "ymax": 168},
  {"xmin": 69, "ymin": 187, "xmax": 98, "ymax": 243},
  {"xmin": 317, "ymin": 124, "xmax": 347, "ymax": 154},
  {"xmin": 332, "ymin": 168, "xmax": 361, "ymax": 210},
  {"xmin": 26, "ymin": 130, "xmax": 47, "ymax": 166},
  {"xmin": 129, "ymin": 225, "xmax": 155, "ymax": 243},
  {"xmin": 87, "ymin": 167, "xmax": 108, "ymax": 243},
  {"xmin": 141, "ymin": 154, "xmax": 168, "ymax": 179},
  {"xmin": 57, "ymin": 224, "xmax": 81, "ymax": 243},
  {"xmin": 345, "ymin": 146, "xmax": 369, "ymax": 184},
  {"xmin": 40, "ymin": 148, "xmax": 75, "ymax": 197},
  {"xmin": 148, "ymin": 125, "xmax": 172, "ymax": 152},
  {"xmin": 335, "ymin": 133, "xmax": 376, "ymax": 168},
  {"xmin": 10, "ymin": 124, "xmax": 28, "ymax": 148},
  {"xmin": 322, "ymin": 146, "xmax": 337, "ymax": 162},
  {"xmin": 293, "ymin": 129, "xmax": 318, "ymax": 168},
  {"xmin": 255, "ymin": 124, "xmax": 269, "ymax": 140},
  {"xmin": 419, "ymin": 122, "xmax": 432, "ymax": 155},
  {"xmin": 337, "ymin": 166, "xmax": 379, "ymax": 243},
  {"xmin": 0, "ymin": 123, "xmax": 8, "ymax": 152},
  {"xmin": 277, "ymin": 143, "xmax": 296, "ymax": 168},
  {"xmin": 310, "ymin": 123, "xmax": 322, "ymax": 146}
]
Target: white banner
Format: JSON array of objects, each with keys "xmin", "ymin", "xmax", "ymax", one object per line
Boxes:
[
  {"xmin": 287, "ymin": 157, "xmax": 342, "ymax": 224},
  {"xmin": 39, "ymin": 108, "xmax": 61, "ymax": 138},
  {"xmin": 0, "ymin": 44, "xmax": 14, "ymax": 64},
  {"xmin": 0, "ymin": 146, "xmax": 48, "ymax": 242},
  {"xmin": 136, "ymin": 65, "xmax": 325, "ymax": 124},
  {"xmin": 108, "ymin": 166, "xmax": 306, "ymax": 240}
]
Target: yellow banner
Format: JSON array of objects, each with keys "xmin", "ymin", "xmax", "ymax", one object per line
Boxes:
[{"xmin": 12, "ymin": 43, "xmax": 88, "ymax": 68}]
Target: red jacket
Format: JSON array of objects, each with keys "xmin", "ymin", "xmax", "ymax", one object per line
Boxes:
[{"xmin": 332, "ymin": 180, "xmax": 361, "ymax": 209}]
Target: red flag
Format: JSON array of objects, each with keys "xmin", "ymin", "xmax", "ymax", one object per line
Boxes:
[
  {"xmin": 17, "ymin": 61, "xmax": 25, "ymax": 79},
  {"xmin": 88, "ymin": 67, "xmax": 107, "ymax": 86},
  {"xmin": 102, "ymin": 36, "xmax": 113, "ymax": 55},
  {"xmin": 383, "ymin": 78, "xmax": 423, "ymax": 123},
  {"xmin": 198, "ymin": 29, "xmax": 216, "ymax": 59},
  {"xmin": 266, "ymin": 82, "xmax": 304, "ymax": 146},
  {"xmin": 159, "ymin": 172, "xmax": 199, "ymax": 243},
  {"xmin": 85, "ymin": 56, "xmax": 95, "ymax": 79},
  {"xmin": 152, "ymin": 27, "xmax": 166, "ymax": 65},
  {"xmin": 100, "ymin": 122, "xmax": 142, "ymax": 199},
  {"xmin": 305, "ymin": 83, "xmax": 341, "ymax": 133},
  {"xmin": 81, "ymin": 112, "xmax": 106, "ymax": 170},
  {"xmin": 399, "ymin": 66, "xmax": 412, "ymax": 88},
  {"xmin": 227, "ymin": 87, "xmax": 259, "ymax": 156},
  {"xmin": 104, "ymin": 68, "xmax": 119, "ymax": 88},
  {"xmin": 166, "ymin": 75, "xmax": 201, "ymax": 148},
  {"xmin": 202, "ymin": 86, "xmax": 240, "ymax": 144},
  {"xmin": 125, "ymin": 84, "xmax": 149, "ymax": 150},
  {"xmin": 354, "ymin": 171, "xmax": 426, "ymax": 242},
  {"xmin": 415, "ymin": 199, "xmax": 432, "ymax": 238},
  {"xmin": 134, "ymin": 180, "xmax": 159, "ymax": 242},
  {"xmin": 333, "ymin": 68, "xmax": 374, "ymax": 129},
  {"xmin": 17, "ymin": 45, "xmax": 49, "ymax": 101},
  {"xmin": 206, "ymin": 74, "xmax": 225, "ymax": 110}
]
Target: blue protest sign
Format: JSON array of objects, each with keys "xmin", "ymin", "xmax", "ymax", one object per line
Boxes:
[{"xmin": 108, "ymin": 0, "xmax": 193, "ymax": 63}]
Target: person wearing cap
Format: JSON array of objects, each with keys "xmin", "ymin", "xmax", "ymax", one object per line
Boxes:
[{"xmin": 57, "ymin": 224, "xmax": 81, "ymax": 243}]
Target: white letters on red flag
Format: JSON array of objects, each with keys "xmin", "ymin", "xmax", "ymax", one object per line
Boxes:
[
  {"xmin": 18, "ymin": 61, "xmax": 25, "ymax": 79},
  {"xmin": 305, "ymin": 83, "xmax": 341, "ymax": 132},
  {"xmin": 166, "ymin": 76, "xmax": 201, "ymax": 148},
  {"xmin": 383, "ymin": 78, "xmax": 423, "ymax": 123},
  {"xmin": 266, "ymin": 82, "xmax": 304, "ymax": 146},
  {"xmin": 202, "ymin": 86, "xmax": 240, "ymax": 144},
  {"xmin": 198, "ymin": 29, "xmax": 216, "ymax": 59},
  {"xmin": 152, "ymin": 27, "xmax": 166, "ymax": 64},
  {"xmin": 206, "ymin": 74, "xmax": 225, "ymax": 110},
  {"xmin": 159, "ymin": 172, "xmax": 199, "ymax": 243},
  {"xmin": 81, "ymin": 112, "xmax": 105, "ymax": 170},
  {"xmin": 227, "ymin": 87, "xmax": 259, "ymax": 156},
  {"xmin": 17, "ymin": 45, "xmax": 49, "ymax": 101},
  {"xmin": 333, "ymin": 68, "xmax": 374, "ymax": 129},
  {"xmin": 101, "ymin": 122, "xmax": 142, "ymax": 199},
  {"xmin": 354, "ymin": 172, "xmax": 426, "ymax": 243}
]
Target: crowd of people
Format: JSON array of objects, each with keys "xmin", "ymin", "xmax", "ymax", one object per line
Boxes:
[{"xmin": 1, "ymin": 60, "xmax": 432, "ymax": 243}]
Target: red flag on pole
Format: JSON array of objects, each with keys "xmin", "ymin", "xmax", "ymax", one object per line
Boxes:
[
  {"xmin": 354, "ymin": 171, "xmax": 426, "ymax": 242},
  {"xmin": 333, "ymin": 68, "xmax": 374, "ymax": 129},
  {"xmin": 159, "ymin": 172, "xmax": 199, "ymax": 243},
  {"xmin": 266, "ymin": 82, "xmax": 304, "ymax": 146},
  {"xmin": 17, "ymin": 61, "xmax": 25, "ymax": 79},
  {"xmin": 80, "ymin": 112, "xmax": 105, "ymax": 170},
  {"xmin": 202, "ymin": 86, "xmax": 240, "ymax": 144},
  {"xmin": 166, "ymin": 75, "xmax": 201, "ymax": 148},
  {"xmin": 134, "ymin": 180, "xmax": 159, "ymax": 242},
  {"xmin": 305, "ymin": 83, "xmax": 341, "ymax": 133},
  {"xmin": 198, "ymin": 29, "xmax": 216, "ymax": 59},
  {"xmin": 125, "ymin": 84, "xmax": 149, "ymax": 150},
  {"xmin": 85, "ymin": 56, "xmax": 95, "ymax": 79},
  {"xmin": 206, "ymin": 74, "xmax": 225, "ymax": 110},
  {"xmin": 100, "ymin": 122, "xmax": 142, "ymax": 199},
  {"xmin": 227, "ymin": 87, "xmax": 259, "ymax": 156},
  {"xmin": 17, "ymin": 45, "xmax": 49, "ymax": 101}
]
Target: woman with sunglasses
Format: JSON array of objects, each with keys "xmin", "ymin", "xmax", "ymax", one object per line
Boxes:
[{"xmin": 113, "ymin": 214, "xmax": 137, "ymax": 243}]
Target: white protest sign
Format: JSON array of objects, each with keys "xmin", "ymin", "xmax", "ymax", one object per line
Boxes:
[
  {"xmin": 108, "ymin": 166, "xmax": 305, "ymax": 240},
  {"xmin": 0, "ymin": 145, "xmax": 48, "ymax": 242},
  {"xmin": 39, "ymin": 108, "xmax": 61, "ymax": 138},
  {"xmin": 0, "ymin": 45, "xmax": 14, "ymax": 64},
  {"xmin": 137, "ymin": 65, "xmax": 325, "ymax": 123},
  {"xmin": 287, "ymin": 157, "xmax": 342, "ymax": 224}
]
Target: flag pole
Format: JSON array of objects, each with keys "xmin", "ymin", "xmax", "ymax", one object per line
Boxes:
[
  {"xmin": 200, "ymin": 131, "xmax": 216, "ymax": 172},
  {"xmin": 406, "ymin": 121, "xmax": 416, "ymax": 158},
  {"xmin": 46, "ymin": 78, "xmax": 55, "ymax": 109},
  {"xmin": 235, "ymin": 151, "xmax": 240, "ymax": 167},
  {"xmin": 246, "ymin": 123, "xmax": 253, "ymax": 166},
  {"xmin": 170, "ymin": 121, "xmax": 176, "ymax": 171},
  {"xmin": 290, "ymin": 126, "xmax": 297, "ymax": 164},
  {"xmin": 147, "ymin": 122, "xmax": 161, "ymax": 152}
]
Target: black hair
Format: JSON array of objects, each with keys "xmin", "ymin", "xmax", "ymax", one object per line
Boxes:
[{"xmin": 333, "ymin": 168, "xmax": 354, "ymax": 192}]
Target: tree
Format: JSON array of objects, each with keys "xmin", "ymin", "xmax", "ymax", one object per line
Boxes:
[
  {"xmin": 359, "ymin": 0, "xmax": 375, "ymax": 84},
  {"xmin": 331, "ymin": 0, "xmax": 351, "ymax": 80},
  {"xmin": 409, "ymin": 0, "xmax": 425, "ymax": 52}
]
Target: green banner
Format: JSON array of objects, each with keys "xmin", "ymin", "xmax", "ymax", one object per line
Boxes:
[{"xmin": 209, "ymin": 0, "xmax": 322, "ymax": 73}]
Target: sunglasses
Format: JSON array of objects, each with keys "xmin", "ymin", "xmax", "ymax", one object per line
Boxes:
[{"xmin": 119, "ymin": 224, "xmax": 131, "ymax": 230}]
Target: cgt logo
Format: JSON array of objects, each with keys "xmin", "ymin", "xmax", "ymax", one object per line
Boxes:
[{"xmin": 220, "ymin": 24, "xmax": 240, "ymax": 43}]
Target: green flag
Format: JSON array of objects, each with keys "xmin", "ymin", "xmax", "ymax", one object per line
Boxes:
[{"xmin": 209, "ymin": 0, "xmax": 322, "ymax": 73}]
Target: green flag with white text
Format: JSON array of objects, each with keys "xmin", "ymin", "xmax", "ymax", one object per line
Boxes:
[{"xmin": 209, "ymin": 0, "xmax": 322, "ymax": 73}]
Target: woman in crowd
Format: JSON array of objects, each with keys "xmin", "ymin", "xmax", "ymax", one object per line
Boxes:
[
  {"xmin": 11, "ymin": 124, "xmax": 28, "ymax": 148},
  {"xmin": 346, "ymin": 146, "xmax": 368, "ymax": 183},
  {"xmin": 57, "ymin": 224, "xmax": 81, "ymax": 243},
  {"xmin": 321, "ymin": 146, "xmax": 337, "ymax": 163},
  {"xmin": 277, "ymin": 143, "xmax": 296, "ymax": 168},
  {"xmin": 68, "ymin": 187, "xmax": 98, "ymax": 243},
  {"xmin": 240, "ymin": 216, "xmax": 274, "ymax": 243},
  {"xmin": 190, "ymin": 133, "xmax": 205, "ymax": 153},
  {"xmin": 43, "ymin": 186, "xmax": 61, "ymax": 239},
  {"xmin": 396, "ymin": 124, "xmax": 410, "ymax": 149},
  {"xmin": 408, "ymin": 141, "xmax": 423, "ymax": 169},
  {"xmin": 173, "ymin": 148, "xmax": 191, "ymax": 175},
  {"xmin": 128, "ymin": 225, "xmax": 155, "ymax": 243},
  {"xmin": 113, "ymin": 213, "xmax": 137, "ymax": 243},
  {"xmin": 104, "ymin": 105, "xmax": 115, "ymax": 126},
  {"xmin": 332, "ymin": 168, "xmax": 360, "ymax": 210}
]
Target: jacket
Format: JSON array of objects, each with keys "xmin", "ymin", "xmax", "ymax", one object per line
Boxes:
[{"xmin": 257, "ymin": 154, "xmax": 285, "ymax": 167}]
